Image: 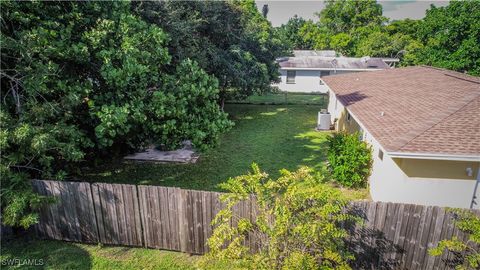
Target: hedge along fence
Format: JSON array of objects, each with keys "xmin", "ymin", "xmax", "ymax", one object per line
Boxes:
[{"xmin": 31, "ymin": 180, "xmax": 479, "ymax": 269}]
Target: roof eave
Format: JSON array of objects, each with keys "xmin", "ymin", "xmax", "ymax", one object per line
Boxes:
[
  {"xmin": 387, "ymin": 151, "xmax": 480, "ymax": 162},
  {"xmin": 280, "ymin": 67, "xmax": 386, "ymax": 71}
]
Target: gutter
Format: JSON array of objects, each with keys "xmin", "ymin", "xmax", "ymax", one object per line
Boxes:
[
  {"xmin": 387, "ymin": 152, "xmax": 480, "ymax": 162},
  {"xmin": 280, "ymin": 67, "xmax": 385, "ymax": 71},
  {"xmin": 470, "ymin": 167, "xmax": 480, "ymax": 209}
]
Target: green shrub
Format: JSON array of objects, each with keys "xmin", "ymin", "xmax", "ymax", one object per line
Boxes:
[
  {"xmin": 327, "ymin": 132, "xmax": 372, "ymax": 188},
  {"xmin": 0, "ymin": 1, "xmax": 231, "ymax": 228},
  {"xmin": 199, "ymin": 164, "xmax": 357, "ymax": 270},
  {"xmin": 429, "ymin": 209, "xmax": 480, "ymax": 270}
]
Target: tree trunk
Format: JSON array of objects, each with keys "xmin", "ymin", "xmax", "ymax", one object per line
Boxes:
[{"xmin": 219, "ymin": 86, "xmax": 226, "ymax": 111}]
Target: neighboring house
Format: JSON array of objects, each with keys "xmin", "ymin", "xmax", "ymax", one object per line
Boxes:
[
  {"xmin": 324, "ymin": 66, "xmax": 480, "ymax": 209},
  {"xmin": 274, "ymin": 50, "xmax": 391, "ymax": 93},
  {"xmin": 292, "ymin": 50, "xmax": 337, "ymax": 57}
]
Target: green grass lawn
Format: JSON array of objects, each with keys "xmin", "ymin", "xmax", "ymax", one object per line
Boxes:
[
  {"xmin": 82, "ymin": 104, "xmax": 329, "ymax": 191},
  {"xmin": 228, "ymin": 92, "xmax": 328, "ymax": 106},
  {"xmin": 1, "ymin": 238, "xmax": 197, "ymax": 270},
  {"xmin": 81, "ymin": 103, "xmax": 368, "ymax": 199}
]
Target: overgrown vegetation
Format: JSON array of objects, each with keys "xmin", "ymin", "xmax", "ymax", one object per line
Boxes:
[
  {"xmin": 134, "ymin": 0, "xmax": 286, "ymax": 104},
  {"xmin": 327, "ymin": 132, "xmax": 372, "ymax": 188},
  {"xmin": 275, "ymin": 0, "xmax": 480, "ymax": 76},
  {"xmin": 84, "ymin": 105, "xmax": 326, "ymax": 188},
  {"xmin": 199, "ymin": 164, "xmax": 357, "ymax": 270},
  {"xmin": 1, "ymin": 0, "xmax": 282, "ymax": 228},
  {"xmin": 429, "ymin": 209, "xmax": 480, "ymax": 270},
  {"xmin": 83, "ymin": 104, "xmax": 369, "ymax": 200}
]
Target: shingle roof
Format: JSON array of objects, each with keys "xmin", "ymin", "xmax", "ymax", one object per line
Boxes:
[
  {"xmin": 278, "ymin": 56, "xmax": 390, "ymax": 70},
  {"xmin": 323, "ymin": 66, "xmax": 480, "ymax": 157}
]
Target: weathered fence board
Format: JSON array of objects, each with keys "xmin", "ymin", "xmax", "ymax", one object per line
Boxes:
[
  {"xmin": 32, "ymin": 180, "xmax": 479, "ymax": 269},
  {"xmin": 138, "ymin": 187, "xmax": 228, "ymax": 254},
  {"xmin": 91, "ymin": 183, "xmax": 143, "ymax": 246},
  {"xmin": 348, "ymin": 201, "xmax": 480, "ymax": 270},
  {"xmin": 32, "ymin": 180, "xmax": 98, "ymax": 243}
]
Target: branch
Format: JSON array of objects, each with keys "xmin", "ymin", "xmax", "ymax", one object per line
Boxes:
[{"xmin": 10, "ymin": 165, "xmax": 45, "ymax": 173}]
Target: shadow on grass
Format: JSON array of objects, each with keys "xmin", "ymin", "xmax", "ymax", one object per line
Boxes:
[
  {"xmin": 1, "ymin": 238, "xmax": 92, "ymax": 269},
  {"xmin": 294, "ymin": 130, "xmax": 330, "ymax": 171},
  {"xmin": 78, "ymin": 105, "xmax": 332, "ymax": 191}
]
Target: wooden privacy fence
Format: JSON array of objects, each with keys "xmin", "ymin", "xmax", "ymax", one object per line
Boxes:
[
  {"xmin": 32, "ymin": 180, "xmax": 479, "ymax": 269},
  {"xmin": 32, "ymin": 180, "xmax": 234, "ymax": 254}
]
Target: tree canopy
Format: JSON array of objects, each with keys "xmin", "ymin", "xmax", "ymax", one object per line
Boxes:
[
  {"xmin": 275, "ymin": 15, "xmax": 312, "ymax": 50},
  {"xmin": 2, "ymin": 1, "xmax": 291, "ymax": 228},
  {"xmin": 134, "ymin": 0, "xmax": 285, "ymax": 104},
  {"xmin": 277, "ymin": 0, "xmax": 480, "ymax": 76},
  {"xmin": 414, "ymin": 1, "xmax": 480, "ymax": 75},
  {"xmin": 318, "ymin": 0, "xmax": 386, "ymax": 34}
]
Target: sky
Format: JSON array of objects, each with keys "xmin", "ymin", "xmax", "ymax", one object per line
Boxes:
[{"xmin": 255, "ymin": 0, "xmax": 450, "ymax": 26}]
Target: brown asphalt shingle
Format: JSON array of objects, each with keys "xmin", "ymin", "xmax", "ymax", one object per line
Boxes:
[{"xmin": 323, "ymin": 66, "xmax": 480, "ymax": 156}]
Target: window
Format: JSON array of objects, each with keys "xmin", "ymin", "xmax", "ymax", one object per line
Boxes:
[
  {"xmin": 378, "ymin": 149, "xmax": 384, "ymax": 161},
  {"xmin": 346, "ymin": 111, "xmax": 351, "ymax": 122},
  {"xmin": 319, "ymin": 71, "xmax": 330, "ymax": 85},
  {"xmin": 286, "ymin": 70, "xmax": 296, "ymax": 84},
  {"xmin": 358, "ymin": 128, "xmax": 364, "ymax": 141}
]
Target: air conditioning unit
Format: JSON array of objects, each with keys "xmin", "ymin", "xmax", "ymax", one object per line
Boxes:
[{"xmin": 317, "ymin": 110, "xmax": 331, "ymax": 130}]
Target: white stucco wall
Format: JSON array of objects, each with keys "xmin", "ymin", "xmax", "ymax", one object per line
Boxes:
[
  {"xmin": 275, "ymin": 69, "xmax": 353, "ymax": 93},
  {"xmin": 327, "ymin": 90, "xmax": 342, "ymax": 124},
  {"xmin": 366, "ymin": 134, "xmax": 479, "ymax": 209},
  {"xmin": 327, "ymin": 88, "xmax": 480, "ymax": 209}
]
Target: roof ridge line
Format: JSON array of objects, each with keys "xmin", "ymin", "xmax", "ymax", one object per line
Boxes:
[
  {"xmin": 397, "ymin": 94, "xmax": 480, "ymax": 151},
  {"xmin": 420, "ymin": 65, "xmax": 480, "ymax": 82},
  {"xmin": 443, "ymin": 73, "xmax": 480, "ymax": 84}
]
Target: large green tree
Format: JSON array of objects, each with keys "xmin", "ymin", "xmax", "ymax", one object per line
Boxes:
[
  {"xmin": 298, "ymin": 21, "xmax": 330, "ymax": 52},
  {"xmin": 318, "ymin": 0, "xmax": 386, "ymax": 35},
  {"xmin": 0, "ymin": 1, "xmax": 231, "ymax": 228},
  {"xmin": 134, "ymin": 0, "xmax": 285, "ymax": 106},
  {"xmin": 275, "ymin": 15, "xmax": 313, "ymax": 50},
  {"xmin": 296, "ymin": 0, "xmax": 389, "ymax": 56},
  {"xmin": 414, "ymin": 0, "xmax": 480, "ymax": 75}
]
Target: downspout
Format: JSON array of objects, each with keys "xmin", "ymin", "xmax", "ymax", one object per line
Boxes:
[{"xmin": 470, "ymin": 167, "xmax": 480, "ymax": 209}]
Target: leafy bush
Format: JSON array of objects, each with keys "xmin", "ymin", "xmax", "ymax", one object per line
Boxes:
[
  {"xmin": 429, "ymin": 209, "xmax": 480, "ymax": 270},
  {"xmin": 149, "ymin": 59, "xmax": 233, "ymax": 150},
  {"xmin": 327, "ymin": 132, "xmax": 372, "ymax": 188},
  {"xmin": 199, "ymin": 164, "xmax": 356, "ymax": 270},
  {"xmin": 0, "ymin": 1, "xmax": 231, "ymax": 228}
]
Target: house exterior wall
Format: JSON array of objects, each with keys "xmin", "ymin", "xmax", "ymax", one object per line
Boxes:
[
  {"xmin": 327, "ymin": 88, "xmax": 480, "ymax": 209},
  {"xmin": 395, "ymin": 159, "xmax": 479, "ymax": 180},
  {"xmin": 275, "ymin": 69, "xmax": 353, "ymax": 93},
  {"xmin": 328, "ymin": 89, "xmax": 362, "ymax": 134},
  {"xmin": 367, "ymin": 136, "xmax": 479, "ymax": 209},
  {"xmin": 336, "ymin": 109, "xmax": 362, "ymax": 134},
  {"xmin": 328, "ymin": 89, "xmax": 343, "ymax": 122}
]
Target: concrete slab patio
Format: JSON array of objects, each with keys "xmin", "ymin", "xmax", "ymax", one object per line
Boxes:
[{"xmin": 124, "ymin": 141, "xmax": 198, "ymax": 163}]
